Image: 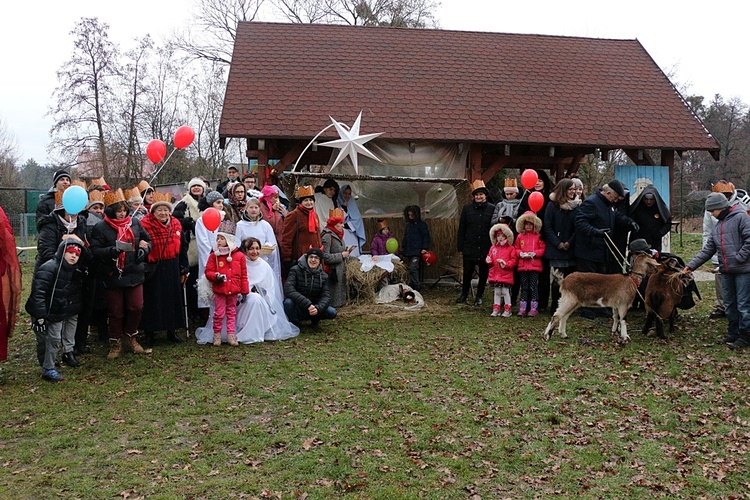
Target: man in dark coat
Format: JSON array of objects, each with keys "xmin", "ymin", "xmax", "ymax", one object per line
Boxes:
[
  {"xmin": 283, "ymin": 248, "xmax": 337, "ymax": 327},
  {"xmin": 35, "ymin": 170, "xmax": 71, "ymax": 224},
  {"xmin": 456, "ymin": 180, "xmax": 496, "ymax": 306}
]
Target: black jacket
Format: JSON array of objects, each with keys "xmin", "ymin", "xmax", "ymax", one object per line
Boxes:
[
  {"xmin": 574, "ymin": 191, "xmax": 633, "ymax": 263},
  {"xmin": 543, "ymin": 201, "xmax": 578, "ymax": 262},
  {"xmin": 89, "ymin": 217, "xmax": 152, "ymax": 288},
  {"xmin": 457, "ymin": 201, "xmax": 496, "ymax": 259},
  {"xmin": 35, "ymin": 190, "xmax": 57, "ymax": 225},
  {"xmin": 25, "ymin": 240, "xmax": 86, "ymax": 322},
  {"xmin": 402, "ymin": 205, "xmax": 430, "ymax": 257},
  {"xmin": 629, "ymin": 185, "xmax": 671, "ymax": 252},
  {"xmin": 35, "ymin": 211, "xmax": 90, "ymax": 274},
  {"xmin": 284, "ymin": 255, "xmax": 331, "ymax": 311}
]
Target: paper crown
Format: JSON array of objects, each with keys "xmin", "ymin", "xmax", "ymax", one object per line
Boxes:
[
  {"xmin": 124, "ymin": 188, "xmax": 142, "ymax": 203},
  {"xmin": 328, "ymin": 208, "xmax": 345, "ymax": 220},
  {"xmin": 71, "ymin": 180, "xmax": 87, "ymax": 190},
  {"xmin": 217, "ymin": 220, "xmax": 236, "ymax": 235},
  {"xmin": 136, "ymin": 180, "xmax": 152, "ymax": 194},
  {"xmin": 377, "ymin": 219, "xmax": 389, "ymax": 230},
  {"xmin": 149, "ymin": 191, "xmax": 173, "ymax": 211},
  {"xmin": 297, "ymin": 185, "xmax": 315, "ymax": 199},
  {"xmin": 503, "ymin": 178, "xmax": 518, "ymax": 191},
  {"xmin": 54, "ymin": 189, "xmax": 65, "ymax": 207},
  {"xmin": 104, "ymin": 188, "xmax": 126, "ymax": 207},
  {"xmin": 712, "ymin": 180, "xmax": 735, "ymax": 193},
  {"xmin": 88, "ymin": 177, "xmax": 109, "ymax": 190},
  {"xmin": 88, "ymin": 190, "xmax": 105, "ymax": 206},
  {"xmin": 471, "ymin": 180, "xmax": 488, "ymax": 193}
]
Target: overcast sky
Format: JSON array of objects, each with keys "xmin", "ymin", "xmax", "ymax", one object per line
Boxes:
[{"xmin": 1, "ymin": 0, "xmax": 747, "ymax": 167}]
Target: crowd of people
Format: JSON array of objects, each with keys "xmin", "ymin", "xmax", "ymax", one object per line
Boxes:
[{"xmin": 23, "ymin": 165, "xmax": 750, "ymax": 382}]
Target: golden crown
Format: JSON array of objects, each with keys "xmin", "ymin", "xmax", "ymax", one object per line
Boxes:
[
  {"xmin": 328, "ymin": 208, "xmax": 345, "ymax": 220},
  {"xmin": 103, "ymin": 188, "xmax": 126, "ymax": 207},
  {"xmin": 297, "ymin": 185, "xmax": 315, "ymax": 199}
]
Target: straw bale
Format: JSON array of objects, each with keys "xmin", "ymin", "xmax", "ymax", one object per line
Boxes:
[{"xmin": 345, "ymin": 258, "xmax": 410, "ymax": 304}]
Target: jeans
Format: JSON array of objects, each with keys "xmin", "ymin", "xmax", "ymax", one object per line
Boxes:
[
  {"xmin": 37, "ymin": 315, "xmax": 78, "ymax": 370},
  {"xmin": 462, "ymin": 258, "xmax": 489, "ymax": 298},
  {"xmin": 407, "ymin": 256, "xmax": 421, "ymax": 291},
  {"xmin": 283, "ymin": 298, "xmax": 337, "ymax": 325},
  {"xmin": 722, "ymin": 273, "xmax": 750, "ymax": 340}
]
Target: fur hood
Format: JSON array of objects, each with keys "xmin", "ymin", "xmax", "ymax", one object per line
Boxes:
[
  {"xmin": 516, "ymin": 211, "xmax": 542, "ymax": 234},
  {"xmin": 489, "ymin": 223, "xmax": 514, "ymax": 246}
]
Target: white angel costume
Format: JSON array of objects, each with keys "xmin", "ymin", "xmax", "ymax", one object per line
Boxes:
[
  {"xmin": 195, "ymin": 216, "xmax": 218, "ymax": 308},
  {"xmin": 236, "ymin": 217, "xmax": 282, "ymax": 285}
]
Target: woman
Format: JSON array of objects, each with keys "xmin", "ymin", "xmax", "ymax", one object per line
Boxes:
[
  {"xmin": 321, "ymin": 208, "xmax": 350, "ymax": 308},
  {"xmin": 139, "ymin": 193, "xmax": 187, "ymax": 345},
  {"xmin": 543, "ymin": 179, "xmax": 579, "ymax": 312},
  {"xmin": 259, "ymin": 184, "xmax": 287, "ymax": 243},
  {"xmin": 223, "ymin": 182, "xmax": 247, "ymax": 224},
  {"xmin": 314, "ymin": 178, "xmax": 339, "ymax": 231},
  {"xmin": 195, "ymin": 191, "xmax": 225, "ymax": 309},
  {"xmin": 173, "ymin": 177, "xmax": 206, "ymax": 318},
  {"xmin": 236, "ymin": 198, "xmax": 282, "ymax": 285},
  {"xmin": 90, "ymin": 189, "xmax": 152, "ymax": 359},
  {"xmin": 337, "ymin": 184, "xmax": 365, "ymax": 257},
  {"xmin": 629, "ymin": 185, "xmax": 671, "ymax": 253},
  {"xmin": 281, "ymin": 185, "xmax": 322, "ymax": 277}
]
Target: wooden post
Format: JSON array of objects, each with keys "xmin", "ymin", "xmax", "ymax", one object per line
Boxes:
[
  {"xmin": 469, "ymin": 143, "xmax": 482, "ymax": 183},
  {"xmin": 662, "ymin": 149, "xmax": 675, "ymax": 211}
]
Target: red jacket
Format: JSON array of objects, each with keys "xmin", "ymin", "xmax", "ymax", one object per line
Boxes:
[
  {"xmin": 514, "ymin": 231, "xmax": 546, "ymax": 272},
  {"xmin": 487, "ymin": 243, "xmax": 517, "ymax": 285},
  {"xmin": 205, "ymin": 248, "xmax": 249, "ymax": 296}
]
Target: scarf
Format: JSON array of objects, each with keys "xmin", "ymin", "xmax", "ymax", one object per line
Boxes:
[
  {"xmin": 105, "ymin": 215, "xmax": 134, "ymax": 272},
  {"xmin": 298, "ymin": 205, "xmax": 319, "ymax": 233},
  {"xmin": 325, "ymin": 219, "xmax": 344, "ymax": 239},
  {"xmin": 57, "ymin": 214, "xmax": 78, "ymax": 233},
  {"xmin": 260, "ymin": 185, "xmax": 277, "ymax": 212},
  {"xmin": 140, "ymin": 213, "xmax": 181, "ymax": 262},
  {"xmin": 181, "ymin": 193, "xmax": 201, "ymax": 223}
]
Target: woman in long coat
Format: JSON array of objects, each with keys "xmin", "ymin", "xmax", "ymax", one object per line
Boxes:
[
  {"xmin": 280, "ymin": 186, "xmax": 322, "ymax": 278},
  {"xmin": 321, "ymin": 208, "xmax": 350, "ymax": 308},
  {"xmin": 139, "ymin": 194, "xmax": 188, "ymax": 345}
]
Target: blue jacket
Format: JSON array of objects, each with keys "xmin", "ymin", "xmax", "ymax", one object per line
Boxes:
[{"xmin": 688, "ymin": 205, "xmax": 750, "ymax": 274}]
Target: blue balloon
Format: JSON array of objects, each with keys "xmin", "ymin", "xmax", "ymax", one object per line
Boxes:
[{"xmin": 62, "ymin": 185, "xmax": 87, "ymax": 214}]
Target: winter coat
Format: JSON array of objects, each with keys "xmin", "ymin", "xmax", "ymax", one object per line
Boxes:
[
  {"xmin": 457, "ymin": 200, "xmax": 495, "ymax": 259},
  {"xmin": 370, "ymin": 231, "xmax": 392, "ymax": 256},
  {"xmin": 89, "ymin": 217, "xmax": 152, "ymax": 289},
  {"xmin": 487, "ymin": 225, "xmax": 517, "ymax": 286},
  {"xmin": 403, "ymin": 206, "xmax": 431, "ymax": 257},
  {"xmin": 321, "ymin": 228, "xmax": 348, "ymax": 308},
  {"xmin": 34, "ymin": 189, "xmax": 57, "ymax": 224},
  {"xmin": 205, "ymin": 248, "xmax": 249, "ymax": 296},
  {"xmin": 688, "ymin": 205, "xmax": 750, "ymax": 274},
  {"xmin": 574, "ymin": 190, "xmax": 633, "ymax": 263},
  {"xmin": 34, "ymin": 211, "xmax": 90, "ymax": 274},
  {"xmin": 517, "ymin": 169, "xmax": 553, "ymax": 221},
  {"xmin": 629, "ymin": 185, "xmax": 671, "ymax": 252},
  {"xmin": 543, "ymin": 199, "xmax": 579, "ymax": 263},
  {"xmin": 284, "ymin": 254, "xmax": 331, "ymax": 312},
  {"xmin": 515, "ymin": 232, "xmax": 545, "ymax": 272},
  {"xmin": 280, "ymin": 207, "xmax": 322, "ymax": 263},
  {"xmin": 491, "ymin": 199, "xmax": 521, "ymax": 224},
  {"xmin": 25, "ymin": 240, "xmax": 85, "ymax": 322}
]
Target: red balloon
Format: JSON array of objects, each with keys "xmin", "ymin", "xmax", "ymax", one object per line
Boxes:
[
  {"xmin": 146, "ymin": 139, "xmax": 167, "ymax": 164},
  {"xmin": 174, "ymin": 125, "xmax": 195, "ymax": 149},
  {"xmin": 202, "ymin": 207, "xmax": 221, "ymax": 232},
  {"xmin": 520, "ymin": 169, "xmax": 539, "ymax": 190},
  {"xmin": 528, "ymin": 191, "xmax": 544, "ymax": 213},
  {"xmin": 421, "ymin": 251, "xmax": 437, "ymax": 266}
]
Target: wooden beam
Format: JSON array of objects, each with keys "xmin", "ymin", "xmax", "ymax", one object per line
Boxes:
[
  {"xmin": 564, "ymin": 154, "xmax": 585, "ymax": 178},
  {"xmin": 287, "ymin": 171, "xmax": 465, "ymax": 184},
  {"xmin": 662, "ymin": 149, "xmax": 675, "ymax": 212},
  {"xmin": 482, "ymin": 157, "xmax": 510, "ymax": 183},
  {"xmin": 623, "ymin": 148, "xmax": 655, "ymax": 166},
  {"xmin": 469, "ymin": 143, "xmax": 482, "ymax": 183}
]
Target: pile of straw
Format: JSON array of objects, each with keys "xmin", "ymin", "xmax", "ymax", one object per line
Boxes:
[{"xmin": 345, "ymin": 258, "xmax": 410, "ymax": 304}]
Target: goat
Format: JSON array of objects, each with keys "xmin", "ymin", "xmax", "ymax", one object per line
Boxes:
[
  {"xmin": 543, "ymin": 253, "xmax": 659, "ymax": 343},
  {"xmin": 641, "ymin": 259, "xmax": 687, "ymax": 339}
]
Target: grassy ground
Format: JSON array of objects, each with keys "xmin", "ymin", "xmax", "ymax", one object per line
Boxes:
[{"xmin": 1, "ymin": 234, "xmax": 749, "ymax": 498}]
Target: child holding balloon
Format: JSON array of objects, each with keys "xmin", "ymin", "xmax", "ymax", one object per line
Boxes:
[
  {"xmin": 514, "ymin": 211, "xmax": 546, "ymax": 317},
  {"xmin": 370, "ymin": 219, "xmax": 394, "ymax": 256},
  {"xmin": 402, "ymin": 206, "xmax": 431, "ymax": 292}
]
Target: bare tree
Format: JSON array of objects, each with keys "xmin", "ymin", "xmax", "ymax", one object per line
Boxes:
[
  {"xmin": 703, "ymin": 95, "xmax": 750, "ymax": 186},
  {"xmin": 273, "ymin": 0, "xmax": 440, "ymax": 27},
  {"xmin": 173, "ymin": 0, "xmax": 265, "ymax": 65},
  {"xmin": 0, "ymin": 118, "xmax": 20, "ymax": 187},
  {"xmin": 48, "ymin": 18, "xmax": 120, "ymax": 179}
]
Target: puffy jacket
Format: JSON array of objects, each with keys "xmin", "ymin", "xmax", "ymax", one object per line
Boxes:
[
  {"xmin": 205, "ymin": 248, "xmax": 249, "ymax": 295},
  {"xmin": 403, "ymin": 206, "xmax": 430, "ymax": 257},
  {"xmin": 543, "ymin": 200, "xmax": 578, "ymax": 262},
  {"xmin": 89, "ymin": 217, "xmax": 152, "ymax": 288},
  {"xmin": 515, "ymin": 232, "xmax": 546, "ymax": 272},
  {"xmin": 457, "ymin": 201, "xmax": 495, "ymax": 259},
  {"xmin": 688, "ymin": 205, "xmax": 750, "ymax": 274},
  {"xmin": 370, "ymin": 232, "xmax": 392, "ymax": 256},
  {"xmin": 35, "ymin": 211, "xmax": 90, "ymax": 274},
  {"xmin": 284, "ymin": 254, "xmax": 331, "ymax": 312},
  {"xmin": 487, "ymin": 243, "xmax": 517, "ymax": 285},
  {"xmin": 25, "ymin": 240, "xmax": 85, "ymax": 321},
  {"xmin": 34, "ymin": 190, "xmax": 56, "ymax": 224}
]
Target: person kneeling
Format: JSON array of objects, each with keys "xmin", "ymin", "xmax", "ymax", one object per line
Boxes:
[{"xmin": 283, "ymin": 248, "xmax": 337, "ymax": 328}]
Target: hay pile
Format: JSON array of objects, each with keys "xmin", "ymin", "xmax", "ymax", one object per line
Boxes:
[{"xmin": 345, "ymin": 258, "xmax": 410, "ymax": 304}]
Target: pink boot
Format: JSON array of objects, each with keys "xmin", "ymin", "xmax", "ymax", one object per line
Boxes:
[
  {"xmin": 528, "ymin": 301, "xmax": 539, "ymax": 317},
  {"xmin": 517, "ymin": 301, "xmax": 527, "ymax": 317},
  {"xmin": 491, "ymin": 304, "xmax": 501, "ymax": 317},
  {"xmin": 502, "ymin": 304, "xmax": 512, "ymax": 317}
]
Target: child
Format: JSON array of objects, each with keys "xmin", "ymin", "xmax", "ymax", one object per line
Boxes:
[
  {"xmin": 370, "ymin": 219, "xmax": 393, "ymax": 256},
  {"xmin": 205, "ymin": 221, "xmax": 249, "ymax": 346},
  {"xmin": 492, "ymin": 178, "xmax": 521, "ymax": 224},
  {"xmin": 25, "ymin": 239, "xmax": 86, "ymax": 382},
  {"xmin": 402, "ymin": 205, "xmax": 431, "ymax": 292},
  {"xmin": 515, "ymin": 211, "xmax": 546, "ymax": 317},
  {"xmin": 486, "ymin": 223, "xmax": 517, "ymax": 317}
]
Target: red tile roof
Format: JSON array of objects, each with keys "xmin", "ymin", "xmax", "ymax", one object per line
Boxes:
[{"xmin": 220, "ymin": 22, "xmax": 719, "ymax": 152}]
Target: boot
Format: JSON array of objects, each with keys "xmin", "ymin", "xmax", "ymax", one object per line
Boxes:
[
  {"xmin": 528, "ymin": 301, "xmax": 539, "ymax": 317},
  {"xmin": 107, "ymin": 339, "xmax": 122, "ymax": 359},
  {"xmin": 473, "ymin": 295, "xmax": 483, "ymax": 306},
  {"xmin": 227, "ymin": 334, "xmax": 239, "ymax": 346},
  {"xmin": 490, "ymin": 304, "xmax": 501, "ymax": 317},
  {"xmin": 62, "ymin": 352, "xmax": 81, "ymax": 368},
  {"xmin": 213, "ymin": 333, "xmax": 222, "ymax": 346},
  {"xmin": 517, "ymin": 301, "xmax": 527, "ymax": 317},
  {"xmin": 502, "ymin": 304, "xmax": 512, "ymax": 317},
  {"xmin": 729, "ymin": 336, "xmax": 750, "ymax": 350},
  {"xmin": 455, "ymin": 293, "xmax": 468, "ymax": 304},
  {"xmin": 167, "ymin": 330, "xmax": 183, "ymax": 343},
  {"xmin": 124, "ymin": 332, "xmax": 145, "ymax": 354}
]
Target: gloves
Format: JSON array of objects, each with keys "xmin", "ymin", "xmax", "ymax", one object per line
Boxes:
[
  {"xmin": 32, "ymin": 318, "xmax": 46, "ymax": 335},
  {"xmin": 216, "ymin": 274, "xmax": 226, "ymax": 283},
  {"xmin": 596, "ymin": 228, "xmax": 610, "ymax": 237},
  {"xmin": 630, "ymin": 222, "xmax": 640, "ymax": 233},
  {"xmin": 528, "ymin": 252, "xmax": 536, "ymax": 258},
  {"xmin": 236, "ymin": 294, "xmax": 246, "ymax": 306}
]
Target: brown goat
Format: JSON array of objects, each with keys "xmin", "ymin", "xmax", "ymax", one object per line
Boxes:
[
  {"xmin": 543, "ymin": 254, "xmax": 659, "ymax": 343},
  {"xmin": 641, "ymin": 264, "xmax": 685, "ymax": 339}
]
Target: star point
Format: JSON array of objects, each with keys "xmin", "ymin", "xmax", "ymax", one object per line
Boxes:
[{"xmin": 318, "ymin": 112, "xmax": 382, "ymax": 174}]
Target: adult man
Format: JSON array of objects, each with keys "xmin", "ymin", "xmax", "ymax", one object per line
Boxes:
[
  {"xmin": 216, "ymin": 165, "xmax": 241, "ymax": 196},
  {"xmin": 242, "ymin": 174, "xmax": 262, "ymax": 199},
  {"xmin": 283, "ymin": 248, "xmax": 337, "ymax": 328},
  {"xmin": 36, "ymin": 170, "xmax": 71, "ymax": 223},
  {"xmin": 456, "ymin": 180, "xmax": 496, "ymax": 306}
]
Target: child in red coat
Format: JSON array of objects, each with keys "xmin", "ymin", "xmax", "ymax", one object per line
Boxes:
[
  {"xmin": 515, "ymin": 211, "xmax": 546, "ymax": 317},
  {"xmin": 205, "ymin": 222, "xmax": 249, "ymax": 346},
  {"xmin": 486, "ymin": 223, "xmax": 517, "ymax": 317}
]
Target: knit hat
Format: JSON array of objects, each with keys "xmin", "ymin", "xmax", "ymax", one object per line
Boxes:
[
  {"xmin": 607, "ymin": 179, "xmax": 626, "ymax": 197},
  {"xmin": 705, "ymin": 192, "xmax": 730, "ymax": 211},
  {"xmin": 205, "ymin": 190, "xmax": 224, "ymax": 206},
  {"xmin": 187, "ymin": 177, "xmax": 206, "ymax": 191},
  {"xmin": 52, "ymin": 170, "xmax": 71, "ymax": 187},
  {"xmin": 307, "ymin": 248, "xmax": 324, "ymax": 260},
  {"xmin": 629, "ymin": 239, "xmax": 651, "ymax": 255},
  {"xmin": 215, "ymin": 220, "xmax": 237, "ymax": 261},
  {"xmin": 64, "ymin": 243, "xmax": 82, "ymax": 256},
  {"xmin": 503, "ymin": 178, "xmax": 519, "ymax": 193}
]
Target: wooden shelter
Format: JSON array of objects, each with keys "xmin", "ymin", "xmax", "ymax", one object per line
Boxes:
[{"xmin": 219, "ymin": 22, "xmax": 720, "ymax": 191}]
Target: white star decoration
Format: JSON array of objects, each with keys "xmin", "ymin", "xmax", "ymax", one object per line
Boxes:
[{"xmin": 318, "ymin": 112, "xmax": 382, "ymax": 174}]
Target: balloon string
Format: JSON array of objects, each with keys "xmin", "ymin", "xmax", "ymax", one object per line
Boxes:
[{"xmin": 149, "ymin": 148, "xmax": 177, "ymax": 185}]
